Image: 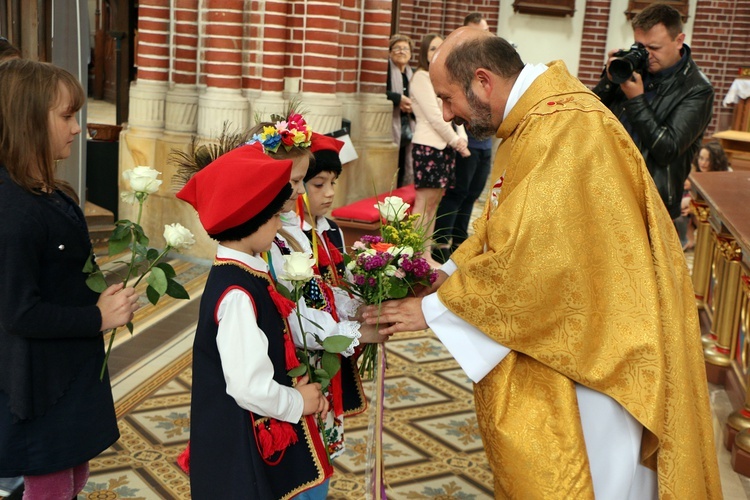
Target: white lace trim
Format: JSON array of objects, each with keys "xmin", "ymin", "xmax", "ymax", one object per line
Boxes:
[
  {"xmin": 337, "ymin": 321, "xmax": 362, "ymax": 357},
  {"xmin": 334, "ymin": 288, "xmax": 362, "ymax": 320}
]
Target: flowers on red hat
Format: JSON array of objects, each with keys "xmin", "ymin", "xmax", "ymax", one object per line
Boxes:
[{"xmin": 249, "ymin": 112, "xmax": 312, "ymax": 153}]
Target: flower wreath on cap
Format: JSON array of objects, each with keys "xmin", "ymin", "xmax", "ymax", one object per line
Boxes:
[{"xmin": 249, "ymin": 111, "xmax": 312, "ymax": 154}]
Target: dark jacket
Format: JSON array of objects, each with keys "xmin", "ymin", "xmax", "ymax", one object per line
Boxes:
[
  {"xmin": 593, "ymin": 45, "xmax": 714, "ymax": 218},
  {"xmin": 0, "ymin": 165, "xmax": 118, "ymax": 475}
]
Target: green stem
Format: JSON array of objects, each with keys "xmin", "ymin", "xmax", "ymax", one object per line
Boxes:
[
  {"xmin": 100, "ymin": 326, "xmax": 117, "ymax": 381},
  {"xmin": 293, "ymin": 282, "xmax": 331, "ymax": 464}
]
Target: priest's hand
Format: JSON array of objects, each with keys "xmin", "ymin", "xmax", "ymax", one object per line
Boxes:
[{"xmin": 362, "ymin": 297, "xmax": 427, "ymax": 335}]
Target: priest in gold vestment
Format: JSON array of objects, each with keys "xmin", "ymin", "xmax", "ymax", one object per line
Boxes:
[{"xmin": 365, "ymin": 28, "xmax": 721, "ymax": 499}]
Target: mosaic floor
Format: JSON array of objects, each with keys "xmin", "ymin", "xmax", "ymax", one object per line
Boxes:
[{"xmin": 83, "ymin": 329, "xmax": 495, "ymax": 499}]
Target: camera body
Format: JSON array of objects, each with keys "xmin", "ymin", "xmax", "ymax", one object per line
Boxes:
[{"xmin": 609, "ymin": 42, "xmax": 649, "ymax": 84}]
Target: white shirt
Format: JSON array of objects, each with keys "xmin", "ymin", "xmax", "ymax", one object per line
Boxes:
[{"xmin": 214, "ymin": 245, "xmax": 303, "ymax": 423}]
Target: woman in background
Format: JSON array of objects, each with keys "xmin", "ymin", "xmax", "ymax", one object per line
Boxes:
[
  {"xmin": 0, "ymin": 59, "xmax": 139, "ymax": 499},
  {"xmin": 386, "ymin": 34, "xmax": 415, "ymax": 187},
  {"xmin": 409, "ymin": 33, "xmax": 469, "ymax": 266}
]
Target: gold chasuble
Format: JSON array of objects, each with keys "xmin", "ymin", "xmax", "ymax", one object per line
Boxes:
[{"xmin": 439, "ymin": 61, "xmax": 721, "ymax": 499}]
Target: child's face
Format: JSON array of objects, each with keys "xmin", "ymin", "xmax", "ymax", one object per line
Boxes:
[
  {"xmin": 283, "ymin": 156, "xmax": 311, "ymax": 212},
  {"xmin": 48, "ymin": 83, "xmax": 82, "ymax": 161},
  {"xmin": 304, "ymin": 171, "xmax": 338, "ymax": 218},
  {"xmin": 697, "ymin": 148, "xmax": 711, "ymax": 172},
  {"xmin": 241, "ymin": 213, "xmax": 283, "ymax": 254}
]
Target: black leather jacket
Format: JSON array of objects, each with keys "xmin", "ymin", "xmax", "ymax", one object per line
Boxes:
[{"xmin": 593, "ymin": 45, "xmax": 714, "ymax": 218}]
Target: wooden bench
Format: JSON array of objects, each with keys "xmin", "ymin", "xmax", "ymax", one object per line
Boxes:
[{"xmin": 331, "ymin": 184, "xmax": 416, "ymax": 245}]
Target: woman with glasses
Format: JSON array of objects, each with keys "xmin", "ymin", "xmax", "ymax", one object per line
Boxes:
[{"xmin": 386, "ymin": 34, "xmax": 415, "ymax": 187}]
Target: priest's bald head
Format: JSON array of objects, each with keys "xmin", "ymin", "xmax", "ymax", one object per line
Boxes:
[{"xmin": 429, "ymin": 27, "xmax": 524, "ymax": 140}]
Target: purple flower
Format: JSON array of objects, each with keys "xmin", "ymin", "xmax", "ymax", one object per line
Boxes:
[
  {"xmin": 354, "ymin": 274, "xmax": 366, "ymax": 286},
  {"xmin": 368, "ymin": 277, "xmax": 377, "ymax": 287}
]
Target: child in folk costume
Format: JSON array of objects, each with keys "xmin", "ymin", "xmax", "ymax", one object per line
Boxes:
[
  {"xmin": 175, "ymin": 143, "xmax": 332, "ymax": 500},
  {"xmin": 267, "ymin": 132, "xmax": 388, "ymax": 460}
]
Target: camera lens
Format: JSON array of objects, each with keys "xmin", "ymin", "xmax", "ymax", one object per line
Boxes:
[{"xmin": 609, "ymin": 59, "xmax": 636, "ymax": 84}]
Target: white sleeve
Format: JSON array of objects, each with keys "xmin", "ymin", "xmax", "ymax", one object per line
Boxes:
[
  {"xmin": 422, "ymin": 292, "xmax": 510, "ymax": 384},
  {"xmin": 287, "ymin": 296, "xmax": 361, "ymax": 357},
  {"xmin": 216, "ymin": 289, "xmax": 304, "ymax": 423}
]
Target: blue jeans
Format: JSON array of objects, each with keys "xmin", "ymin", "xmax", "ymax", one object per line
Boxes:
[
  {"xmin": 433, "ymin": 147, "xmax": 492, "ymax": 257},
  {"xmin": 294, "ymin": 478, "xmax": 329, "ymax": 500}
]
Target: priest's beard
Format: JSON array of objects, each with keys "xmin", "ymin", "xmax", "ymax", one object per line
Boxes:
[{"xmin": 460, "ymin": 87, "xmax": 495, "ymax": 140}]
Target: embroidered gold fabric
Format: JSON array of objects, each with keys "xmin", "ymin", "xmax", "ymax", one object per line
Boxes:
[{"xmin": 441, "ymin": 61, "xmax": 721, "ymax": 499}]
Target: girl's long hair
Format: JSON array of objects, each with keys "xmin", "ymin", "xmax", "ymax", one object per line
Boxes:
[{"xmin": 0, "ymin": 59, "xmax": 84, "ymax": 194}]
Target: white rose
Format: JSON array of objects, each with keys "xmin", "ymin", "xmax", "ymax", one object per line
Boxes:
[
  {"xmin": 384, "ymin": 265, "xmax": 398, "ymax": 277},
  {"xmin": 387, "ymin": 245, "xmax": 413, "ymax": 257},
  {"xmin": 123, "ymin": 166, "xmax": 162, "ymax": 194},
  {"xmin": 280, "ymin": 252, "xmax": 316, "ymax": 282},
  {"xmin": 163, "ymin": 223, "xmax": 196, "ymax": 250},
  {"xmin": 375, "ymin": 196, "xmax": 410, "ymax": 222},
  {"xmin": 346, "ymin": 261, "xmax": 357, "ymax": 271}
]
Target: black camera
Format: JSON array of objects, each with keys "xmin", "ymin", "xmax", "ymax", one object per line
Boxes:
[{"xmin": 609, "ymin": 42, "xmax": 649, "ymax": 84}]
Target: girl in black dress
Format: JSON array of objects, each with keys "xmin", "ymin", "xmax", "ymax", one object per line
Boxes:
[{"xmin": 0, "ymin": 59, "xmax": 139, "ymax": 499}]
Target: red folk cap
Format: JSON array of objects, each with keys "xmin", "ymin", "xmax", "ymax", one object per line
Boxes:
[
  {"xmin": 176, "ymin": 143, "xmax": 292, "ymax": 234},
  {"xmin": 310, "ymin": 132, "xmax": 344, "ymax": 154}
]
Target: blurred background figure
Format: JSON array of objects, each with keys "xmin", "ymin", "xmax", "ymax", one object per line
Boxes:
[
  {"xmin": 432, "ymin": 14, "xmax": 493, "ymax": 264},
  {"xmin": 679, "ymin": 141, "xmax": 729, "ymax": 251},
  {"xmin": 386, "ymin": 34, "xmax": 416, "ymax": 187},
  {"xmin": 409, "ymin": 33, "xmax": 469, "ymax": 267}
]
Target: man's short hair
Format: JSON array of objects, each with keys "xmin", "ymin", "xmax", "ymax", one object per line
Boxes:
[
  {"xmin": 632, "ymin": 3, "xmax": 683, "ymax": 39},
  {"xmin": 463, "ymin": 12, "xmax": 485, "ymax": 26},
  {"xmin": 444, "ymin": 36, "xmax": 524, "ymax": 92}
]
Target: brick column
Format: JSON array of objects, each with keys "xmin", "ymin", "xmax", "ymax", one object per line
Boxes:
[
  {"xmin": 129, "ymin": 0, "xmax": 170, "ymax": 133},
  {"xmin": 576, "ymin": 0, "xmax": 612, "ymax": 88},
  {"xmin": 165, "ymin": 0, "xmax": 199, "ymax": 134},
  {"xmin": 197, "ymin": 0, "xmax": 250, "ymax": 137},
  {"xmin": 249, "ymin": 0, "xmax": 288, "ymax": 122}
]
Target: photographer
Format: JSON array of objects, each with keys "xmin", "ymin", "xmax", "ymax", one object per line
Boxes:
[{"xmin": 593, "ymin": 3, "xmax": 713, "ymax": 222}]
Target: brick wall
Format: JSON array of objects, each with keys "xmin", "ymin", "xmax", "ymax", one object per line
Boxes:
[
  {"xmin": 690, "ymin": 0, "xmax": 750, "ymax": 134},
  {"xmin": 577, "ymin": 0, "xmax": 612, "ymax": 87}
]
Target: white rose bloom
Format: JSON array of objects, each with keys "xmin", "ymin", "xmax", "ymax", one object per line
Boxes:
[
  {"xmin": 163, "ymin": 223, "xmax": 196, "ymax": 250},
  {"xmin": 346, "ymin": 261, "xmax": 357, "ymax": 271},
  {"xmin": 279, "ymin": 252, "xmax": 316, "ymax": 282},
  {"xmin": 364, "ymin": 248, "xmax": 377, "ymax": 256},
  {"xmin": 384, "ymin": 265, "xmax": 398, "ymax": 277},
  {"xmin": 375, "ymin": 196, "xmax": 410, "ymax": 222},
  {"xmin": 386, "ymin": 245, "xmax": 414, "ymax": 258},
  {"xmin": 123, "ymin": 166, "xmax": 163, "ymax": 194}
]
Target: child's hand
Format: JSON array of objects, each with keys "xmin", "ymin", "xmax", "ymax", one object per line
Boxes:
[
  {"xmin": 97, "ymin": 283, "xmax": 140, "ymax": 331},
  {"xmin": 358, "ymin": 323, "xmax": 392, "ymax": 343},
  {"xmin": 296, "ymin": 375, "xmax": 329, "ymax": 416}
]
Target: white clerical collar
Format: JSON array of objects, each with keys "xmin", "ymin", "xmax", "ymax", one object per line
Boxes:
[
  {"xmin": 217, "ymin": 244, "xmax": 268, "ymax": 272},
  {"xmin": 503, "ymin": 63, "xmax": 549, "ymax": 120}
]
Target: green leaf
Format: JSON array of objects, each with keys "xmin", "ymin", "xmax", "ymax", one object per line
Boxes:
[
  {"xmin": 82, "ymin": 252, "xmax": 97, "ymax": 273},
  {"xmin": 126, "ymin": 321, "xmax": 134, "ymax": 334},
  {"xmin": 111, "ymin": 222, "xmax": 131, "ymax": 240},
  {"xmin": 146, "ymin": 248, "xmax": 160, "ymax": 262},
  {"xmin": 147, "ymin": 266, "xmax": 168, "ymax": 296},
  {"xmin": 287, "ymin": 365, "xmax": 307, "ymax": 378},
  {"xmin": 156, "ymin": 262, "xmax": 176, "ymax": 279},
  {"xmin": 108, "ymin": 234, "xmax": 131, "ymax": 256},
  {"xmin": 86, "ymin": 272, "xmax": 108, "ymax": 293},
  {"xmin": 388, "ymin": 276, "xmax": 409, "ymax": 299},
  {"xmin": 323, "ymin": 335, "xmax": 354, "ymax": 354},
  {"xmin": 165, "ymin": 278, "xmax": 190, "ymax": 300},
  {"xmin": 314, "ymin": 368, "xmax": 331, "ymax": 390},
  {"xmin": 275, "ymin": 282, "xmax": 293, "ymax": 301},
  {"xmin": 321, "ymin": 351, "xmax": 341, "ymax": 378},
  {"xmin": 146, "ymin": 285, "xmax": 160, "ymax": 305},
  {"xmin": 132, "ymin": 224, "xmax": 149, "ymax": 246}
]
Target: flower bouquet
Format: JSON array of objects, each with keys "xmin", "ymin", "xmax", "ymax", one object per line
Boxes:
[
  {"xmin": 345, "ymin": 195, "xmax": 438, "ymax": 378},
  {"xmin": 83, "ymin": 166, "xmax": 195, "ymax": 380}
]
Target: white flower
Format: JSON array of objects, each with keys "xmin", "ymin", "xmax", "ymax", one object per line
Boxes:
[
  {"xmin": 352, "ymin": 241, "xmax": 367, "ymax": 251},
  {"xmin": 386, "ymin": 245, "xmax": 414, "ymax": 258},
  {"xmin": 279, "ymin": 252, "xmax": 316, "ymax": 282},
  {"xmin": 346, "ymin": 261, "xmax": 357, "ymax": 271},
  {"xmin": 120, "ymin": 190, "xmax": 137, "ymax": 204},
  {"xmin": 375, "ymin": 196, "xmax": 410, "ymax": 222},
  {"xmin": 384, "ymin": 265, "xmax": 398, "ymax": 277},
  {"xmin": 163, "ymin": 223, "xmax": 196, "ymax": 250},
  {"xmin": 123, "ymin": 166, "xmax": 162, "ymax": 194}
]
